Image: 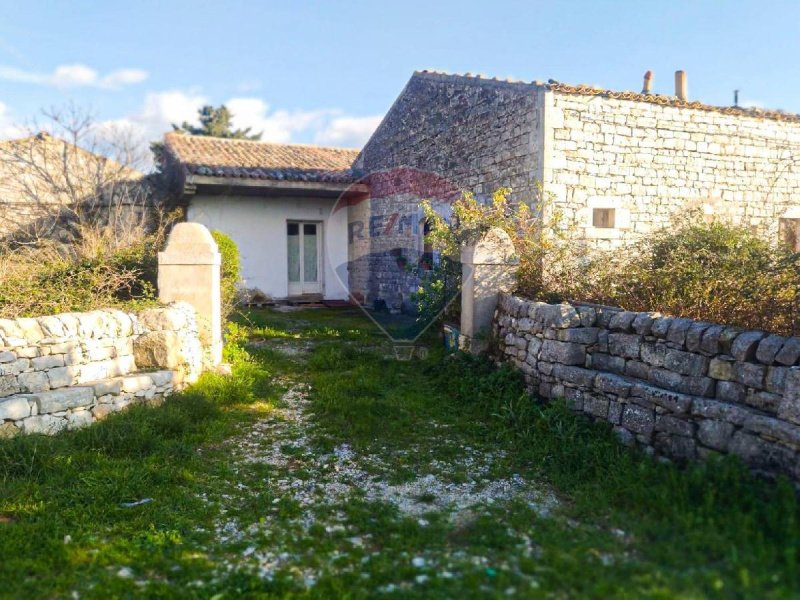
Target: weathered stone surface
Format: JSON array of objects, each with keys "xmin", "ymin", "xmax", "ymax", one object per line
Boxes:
[
  {"xmin": 31, "ymin": 354, "xmax": 65, "ymax": 370},
  {"xmin": 0, "ymin": 396, "xmax": 31, "ymax": 420},
  {"xmin": 664, "ymin": 349, "xmax": 708, "ymax": 377},
  {"xmin": 589, "ymin": 352, "xmax": 625, "ymax": 374},
  {"xmin": 719, "ymin": 327, "xmax": 744, "ymax": 355},
  {"xmin": 731, "ymin": 331, "xmax": 767, "ymax": 362},
  {"xmin": 716, "ymin": 381, "xmax": 746, "ymax": 403},
  {"xmin": 20, "ymin": 415, "xmax": 66, "ymax": 435},
  {"xmin": 708, "ymin": 357, "xmax": 734, "ymax": 381},
  {"xmin": 650, "ymin": 317, "xmax": 673, "ymax": 339},
  {"xmin": 640, "ymin": 342, "xmax": 666, "ymax": 367},
  {"xmin": 622, "ymin": 404, "xmax": 654, "ymax": 436},
  {"xmin": 733, "ymin": 362, "xmax": 766, "ymax": 389},
  {"xmin": 766, "ymin": 366, "xmax": 788, "ymax": 395},
  {"xmin": 0, "ymin": 421, "xmax": 19, "ymax": 438},
  {"xmin": 756, "ymin": 334, "xmax": 786, "ymax": 365},
  {"xmin": 0, "ymin": 374, "xmax": 20, "ymax": 397},
  {"xmin": 699, "ymin": 325, "xmax": 725, "ymax": 355},
  {"xmin": 37, "ymin": 315, "xmax": 66, "ymax": 338},
  {"xmin": 47, "ymin": 366, "xmax": 76, "ymax": 389},
  {"xmin": 0, "ymin": 351, "xmax": 15, "ymax": 363},
  {"xmin": 608, "ymin": 400, "xmax": 622, "ymax": 424},
  {"xmin": 18, "ymin": 371, "xmax": 49, "ymax": 393},
  {"xmin": 655, "ymin": 415, "xmax": 695, "ymax": 437},
  {"xmin": 583, "ymin": 395, "xmax": 609, "ymax": 418},
  {"xmin": 540, "ymin": 340, "xmax": 585, "ymax": 365},
  {"xmin": 685, "ymin": 323, "xmax": 711, "ymax": 353},
  {"xmin": 632, "ymin": 312, "xmax": 657, "ymax": 336},
  {"xmin": 557, "ymin": 327, "xmax": 599, "ymax": 344},
  {"xmin": 630, "ymin": 382, "xmax": 693, "ymax": 413},
  {"xmin": 608, "ymin": 311, "xmax": 637, "ymax": 332},
  {"xmin": 745, "ymin": 390, "xmax": 781, "ymax": 413},
  {"xmin": 552, "ymin": 364, "xmax": 595, "ymax": 387},
  {"xmin": 27, "ymin": 387, "xmax": 94, "ymax": 413},
  {"xmin": 654, "ymin": 432, "xmax": 697, "ymax": 460},
  {"xmin": 594, "ymin": 372, "xmax": 632, "ymax": 397},
  {"xmin": 17, "ymin": 318, "xmax": 44, "ymax": 343},
  {"xmin": 66, "ymin": 410, "xmax": 93, "ymax": 430},
  {"xmin": 624, "ymin": 360, "xmax": 650, "ymax": 380},
  {"xmin": 648, "ymin": 368, "xmax": 714, "ymax": 397},
  {"xmin": 576, "ymin": 306, "xmax": 596, "ymax": 327},
  {"xmin": 691, "ymin": 398, "xmax": 751, "ymax": 425},
  {"xmin": 744, "ymin": 414, "xmax": 800, "ymax": 447},
  {"xmin": 608, "ymin": 333, "xmax": 640, "ymax": 359},
  {"xmin": 697, "ymin": 419, "xmax": 735, "ymax": 451},
  {"xmin": 92, "ymin": 403, "xmax": 120, "ymax": 421},
  {"xmin": 119, "ymin": 375, "xmax": 154, "ymax": 393},
  {"xmin": 536, "ymin": 304, "xmax": 581, "ymax": 329},
  {"xmin": 666, "ymin": 318, "xmax": 694, "ymax": 346},
  {"xmin": 90, "ymin": 379, "xmax": 122, "ymax": 396},
  {"xmin": 775, "ymin": 337, "xmax": 800, "ymax": 366}
]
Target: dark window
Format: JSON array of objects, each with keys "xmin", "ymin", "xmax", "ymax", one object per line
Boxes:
[
  {"xmin": 287, "ymin": 223, "xmax": 299, "ymax": 235},
  {"xmin": 304, "ymin": 224, "xmax": 317, "ymax": 236}
]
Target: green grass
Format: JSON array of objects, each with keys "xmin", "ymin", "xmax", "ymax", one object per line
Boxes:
[{"xmin": 0, "ymin": 307, "xmax": 798, "ymax": 598}]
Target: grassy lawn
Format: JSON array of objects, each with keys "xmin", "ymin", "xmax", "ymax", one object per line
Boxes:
[{"xmin": 0, "ymin": 306, "xmax": 798, "ymax": 598}]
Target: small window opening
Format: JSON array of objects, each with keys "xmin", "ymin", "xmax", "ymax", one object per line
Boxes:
[
  {"xmin": 779, "ymin": 218, "xmax": 800, "ymax": 252},
  {"xmin": 592, "ymin": 208, "xmax": 616, "ymax": 229}
]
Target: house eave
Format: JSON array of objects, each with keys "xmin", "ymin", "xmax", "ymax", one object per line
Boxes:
[{"xmin": 181, "ymin": 174, "xmax": 368, "ymax": 199}]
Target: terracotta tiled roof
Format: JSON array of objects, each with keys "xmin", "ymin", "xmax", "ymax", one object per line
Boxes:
[
  {"xmin": 415, "ymin": 70, "xmax": 800, "ymax": 124},
  {"xmin": 163, "ymin": 132, "xmax": 360, "ymax": 183}
]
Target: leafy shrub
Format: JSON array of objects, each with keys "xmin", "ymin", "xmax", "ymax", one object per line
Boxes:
[{"xmin": 211, "ymin": 230, "xmax": 242, "ymax": 321}]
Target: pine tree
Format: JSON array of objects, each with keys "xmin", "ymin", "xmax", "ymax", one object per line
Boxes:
[{"xmin": 172, "ymin": 105, "xmax": 262, "ymax": 140}]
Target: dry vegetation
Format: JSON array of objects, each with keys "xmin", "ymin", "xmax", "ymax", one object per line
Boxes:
[{"xmin": 0, "ymin": 106, "xmax": 177, "ymax": 317}]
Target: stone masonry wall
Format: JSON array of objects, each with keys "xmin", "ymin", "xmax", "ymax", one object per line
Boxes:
[
  {"xmin": 352, "ymin": 72, "xmax": 544, "ymax": 309},
  {"xmin": 545, "ymin": 91, "xmax": 800, "ymax": 249},
  {"xmin": 494, "ymin": 293, "xmax": 800, "ymax": 481},
  {"xmin": 0, "ymin": 302, "xmax": 203, "ymax": 437}
]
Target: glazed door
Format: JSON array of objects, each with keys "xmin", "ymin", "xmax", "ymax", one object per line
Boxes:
[{"xmin": 287, "ymin": 221, "xmax": 322, "ymax": 295}]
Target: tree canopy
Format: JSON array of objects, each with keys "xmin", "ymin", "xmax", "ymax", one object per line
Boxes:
[{"xmin": 172, "ymin": 105, "xmax": 262, "ymax": 140}]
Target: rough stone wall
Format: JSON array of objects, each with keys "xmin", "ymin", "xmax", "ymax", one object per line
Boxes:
[
  {"xmin": 352, "ymin": 72, "xmax": 544, "ymax": 309},
  {"xmin": 494, "ymin": 293, "xmax": 800, "ymax": 481},
  {"xmin": 545, "ymin": 91, "xmax": 800, "ymax": 249},
  {"xmin": 0, "ymin": 302, "xmax": 203, "ymax": 437}
]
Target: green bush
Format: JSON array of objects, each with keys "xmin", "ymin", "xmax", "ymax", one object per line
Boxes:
[{"xmin": 211, "ymin": 230, "xmax": 242, "ymax": 321}]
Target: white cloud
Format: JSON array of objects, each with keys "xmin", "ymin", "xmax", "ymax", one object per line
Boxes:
[
  {"xmin": 100, "ymin": 89, "xmax": 208, "ymax": 142},
  {"xmin": 0, "ymin": 102, "xmax": 23, "ymax": 138},
  {"xmin": 0, "ymin": 63, "xmax": 149, "ymax": 89},
  {"xmin": 313, "ymin": 115, "xmax": 383, "ymax": 147}
]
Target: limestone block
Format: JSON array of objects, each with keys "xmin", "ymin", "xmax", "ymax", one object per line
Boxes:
[
  {"xmin": 655, "ymin": 415, "xmax": 695, "ymax": 437},
  {"xmin": 666, "ymin": 318, "xmax": 693, "ymax": 346},
  {"xmin": 699, "ymin": 325, "xmax": 725, "ymax": 355},
  {"xmin": 590, "ymin": 353, "xmax": 626, "ymax": 374},
  {"xmin": 640, "ymin": 342, "xmax": 667, "ymax": 368},
  {"xmin": 731, "ymin": 331, "xmax": 767, "ymax": 362},
  {"xmin": 608, "ymin": 311, "xmax": 637, "ymax": 332},
  {"xmin": 37, "ymin": 315, "xmax": 66, "ymax": 338},
  {"xmin": 540, "ymin": 340, "xmax": 586, "ymax": 365},
  {"xmin": 632, "ymin": 312, "xmax": 657, "ymax": 336},
  {"xmin": 17, "ymin": 318, "xmax": 44, "ymax": 343},
  {"xmin": 775, "ymin": 338, "xmax": 800, "ymax": 366},
  {"xmin": 31, "ymin": 355, "xmax": 65, "ymax": 370},
  {"xmin": 90, "ymin": 379, "xmax": 122, "ymax": 396},
  {"xmin": 47, "ymin": 367, "xmax": 76, "ymax": 389},
  {"xmin": 594, "ymin": 372, "xmax": 632, "ymax": 397},
  {"xmin": 697, "ymin": 420, "xmax": 735, "ymax": 451},
  {"xmin": 622, "ymin": 404, "xmax": 655, "ymax": 436},
  {"xmin": 0, "ymin": 351, "xmax": 15, "ymax": 363},
  {"xmin": 67, "ymin": 410, "xmax": 93, "ymax": 430},
  {"xmin": 733, "ymin": 362, "xmax": 766, "ymax": 389},
  {"xmin": 536, "ymin": 304, "xmax": 581, "ymax": 330},
  {"xmin": 744, "ymin": 414, "xmax": 800, "ymax": 448},
  {"xmin": 557, "ymin": 327, "xmax": 599, "ymax": 344},
  {"xmin": 745, "ymin": 390, "xmax": 781, "ymax": 413},
  {"xmin": 663, "ymin": 349, "xmax": 708, "ymax": 377},
  {"xmin": 138, "ymin": 306, "xmax": 189, "ymax": 332},
  {"xmin": 0, "ymin": 374, "xmax": 20, "ymax": 397},
  {"xmin": 650, "ymin": 317, "xmax": 674, "ymax": 338},
  {"xmin": 756, "ymin": 334, "xmax": 786, "ymax": 365},
  {"xmin": 0, "ymin": 396, "xmax": 31, "ymax": 420},
  {"xmin": 27, "ymin": 387, "xmax": 94, "ymax": 414},
  {"xmin": 583, "ymin": 395, "xmax": 609, "ymax": 418},
  {"xmin": 654, "ymin": 433, "xmax": 697, "ymax": 461},
  {"xmin": 92, "ymin": 403, "xmax": 118, "ymax": 421},
  {"xmin": 119, "ymin": 375, "xmax": 155, "ymax": 394},
  {"xmin": 624, "ymin": 360, "xmax": 650, "ymax": 380},
  {"xmin": 630, "ymin": 382, "xmax": 694, "ymax": 413},
  {"xmin": 691, "ymin": 398, "xmax": 751, "ymax": 425},
  {"xmin": 0, "ymin": 422, "xmax": 19, "ymax": 438},
  {"xmin": 608, "ymin": 333, "xmax": 641, "ymax": 359},
  {"xmin": 552, "ymin": 364, "xmax": 596, "ymax": 387},
  {"xmin": 685, "ymin": 323, "xmax": 711, "ymax": 353},
  {"xmin": 576, "ymin": 306, "xmax": 597, "ymax": 327},
  {"xmin": 708, "ymin": 357, "xmax": 734, "ymax": 381},
  {"xmin": 719, "ymin": 328, "xmax": 744, "ymax": 355},
  {"xmin": 20, "ymin": 414, "xmax": 66, "ymax": 435},
  {"xmin": 648, "ymin": 368, "xmax": 714, "ymax": 397},
  {"xmin": 766, "ymin": 366, "xmax": 787, "ymax": 395},
  {"xmin": 18, "ymin": 371, "xmax": 49, "ymax": 393},
  {"xmin": 716, "ymin": 381, "xmax": 746, "ymax": 403}
]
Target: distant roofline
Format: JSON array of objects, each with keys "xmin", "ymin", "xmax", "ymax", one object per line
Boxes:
[
  {"xmin": 413, "ymin": 69, "xmax": 800, "ymax": 124},
  {"xmin": 162, "ymin": 131, "xmax": 360, "ymax": 154}
]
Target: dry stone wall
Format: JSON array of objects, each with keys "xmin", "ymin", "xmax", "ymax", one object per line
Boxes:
[
  {"xmin": 494, "ymin": 293, "xmax": 800, "ymax": 481},
  {"xmin": 0, "ymin": 302, "xmax": 203, "ymax": 438}
]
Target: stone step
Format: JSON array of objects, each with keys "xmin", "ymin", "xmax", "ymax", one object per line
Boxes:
[{"xmin": 0, "ymin": 369, "xmax": 175, "ymax": 437}]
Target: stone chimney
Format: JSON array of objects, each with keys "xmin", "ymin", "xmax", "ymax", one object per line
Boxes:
[
  {"xmin": 675, "ymin": 70, "xmax": 688, "ymax": 101},
  {"xmin": 642, "ymin": 70, "xmax": 653, "ymax": 94}
]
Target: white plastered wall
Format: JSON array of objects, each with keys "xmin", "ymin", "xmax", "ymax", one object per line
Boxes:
[{"xmin": 187, "ymin": 194, "xmax": 349, "ymax": 300}]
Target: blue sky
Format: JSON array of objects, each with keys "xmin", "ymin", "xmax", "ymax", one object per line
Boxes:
[{"xmin": 1, "ymin": 0, "xmax": 798, "ymax": 154}]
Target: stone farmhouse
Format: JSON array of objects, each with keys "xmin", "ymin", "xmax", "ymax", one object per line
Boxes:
[{"xmin": 164, "ymin": 69, "xmax": 800, "ymax": 308}]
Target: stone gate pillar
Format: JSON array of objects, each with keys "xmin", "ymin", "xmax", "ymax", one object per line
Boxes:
[
  {"xmin": 158, "ymin": 223, "xmax": 222, "ymax": 366},
  {"xmin": 460, "ymin": 227, "xmax": 518, "ymax": 354}
]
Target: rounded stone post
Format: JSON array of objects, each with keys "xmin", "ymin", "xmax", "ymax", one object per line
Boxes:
[
  {"xmin": 460, "ymin": 227, "xmax": 518, "ymax": 354},
  {"xmin": 158, "ymin": 223, "xmax": 222, "ymax": 366}
]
